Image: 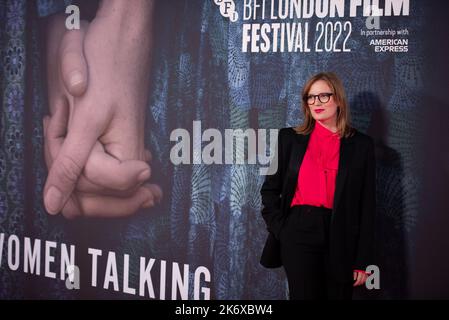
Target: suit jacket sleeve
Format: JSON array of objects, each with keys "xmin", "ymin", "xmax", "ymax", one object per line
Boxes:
[
  {"xmin": 354, "ymin": 136, "xmax": 376, "ymax": 270},
  {"xmin": 260, "ymin": 128, "xmax": 286, "ymax": 240}
]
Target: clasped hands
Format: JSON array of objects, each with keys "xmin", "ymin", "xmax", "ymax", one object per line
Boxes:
[{"xmin": 43, "ymin": 5, "xmax": 161, "ymax": 219}]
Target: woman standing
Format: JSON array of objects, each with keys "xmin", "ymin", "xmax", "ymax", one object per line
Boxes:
[{"xmin": 260, "ymin": 72, "xmax": 376, "ymax": 300}]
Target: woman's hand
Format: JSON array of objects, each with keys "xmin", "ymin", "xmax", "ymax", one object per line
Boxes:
[{"xmin": 353, "ymin": 270, "xmax": 369, "ymax": 287}]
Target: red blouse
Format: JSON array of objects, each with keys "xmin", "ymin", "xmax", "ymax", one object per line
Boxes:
[{"xmin": 290, "ymin": 122, "xmax": 341, "ymax": 209}]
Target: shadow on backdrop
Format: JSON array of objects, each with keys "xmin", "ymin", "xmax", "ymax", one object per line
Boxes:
[{"xmin": 351, "ymin": 91, "xmax": 407, "ymax": 299}]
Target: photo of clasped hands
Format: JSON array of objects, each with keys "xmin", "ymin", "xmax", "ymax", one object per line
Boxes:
[{"xmin": 43, "ymin": 1, "xmax": 162, "ymax": 219}]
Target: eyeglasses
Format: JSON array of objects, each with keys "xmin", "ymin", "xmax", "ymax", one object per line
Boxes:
[{"xmin": 305, "ymin": 93, "xmax": 333, "ymax": 105}]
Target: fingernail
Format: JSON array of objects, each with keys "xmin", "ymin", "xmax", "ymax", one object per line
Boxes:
[
  {"xmin": 138, "ymin": 169, "xmax": 151, "ymax": 182},
  {"xmin": 142, "ymin": 199, "xmax": 154, "ymax": 208},
  {"xmin": 45, "ymin": 186, "xmax": 63, "ymax": 214},
  {"xmin": 69, "ymin": 71, "xmax": 84, "ymax": 88}
]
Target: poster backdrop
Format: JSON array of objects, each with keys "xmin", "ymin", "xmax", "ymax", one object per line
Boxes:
[{"xmin": 0, "ymin": 0, "xmax": 448, "ymax": 299}]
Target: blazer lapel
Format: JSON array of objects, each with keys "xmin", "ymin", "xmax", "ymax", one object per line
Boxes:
[
  {"xmin": 288, "ymin": 132, "xmax": 310, "ymax": 176},
  {"xmin": 283, "ymin": 132, "xmax": 310, "ymax": 212},
  {"xmin": 331, "ymin": 136, "xmax": 355, "ymax": 220}
]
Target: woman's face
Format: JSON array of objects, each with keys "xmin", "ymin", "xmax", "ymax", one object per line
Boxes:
[{"xmin": 306, "ymin": 80, "xmax": 339, "ymax": 125}]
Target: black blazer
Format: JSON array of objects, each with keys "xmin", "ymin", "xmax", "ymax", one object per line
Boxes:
[{"xmin": 260, "ymin": 126, "xmax": 376, "ymax": 282}]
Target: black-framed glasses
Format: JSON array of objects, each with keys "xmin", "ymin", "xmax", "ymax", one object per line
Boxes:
[{"xmin": 305, "ymin": 93, "xmax": 333, "ymax": 105}]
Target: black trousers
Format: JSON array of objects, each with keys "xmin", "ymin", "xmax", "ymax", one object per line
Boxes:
[{"xmin": 279, "ymin": 205, "xmax": 353, "ymax": 300}]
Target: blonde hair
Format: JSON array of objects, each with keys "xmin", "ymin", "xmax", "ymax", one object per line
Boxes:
[{"xmin": 294, "ymin": 72, "xmax": 354, "ymax": 138}]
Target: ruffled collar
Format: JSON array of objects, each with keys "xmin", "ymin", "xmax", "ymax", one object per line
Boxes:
[{"xmin": 313, "ymin": 121, "xmax": 340, "ymax": 139}]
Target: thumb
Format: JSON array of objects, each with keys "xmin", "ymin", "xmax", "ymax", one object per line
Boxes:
[
  {"xmin": 43, "ymin": 109, "xmax": 100, "ymax": 215},
  {"xmin": 59, "ymin": 21, "xmax": 89, "ymax": 97}
]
